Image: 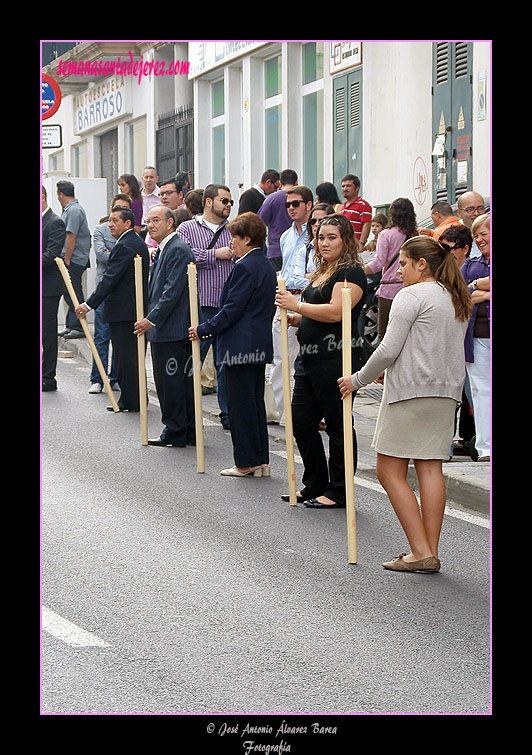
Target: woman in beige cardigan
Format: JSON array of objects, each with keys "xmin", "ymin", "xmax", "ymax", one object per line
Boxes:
[{"xmin": 339, "ymin": 236, "xmax": 473, "ymax": 573}]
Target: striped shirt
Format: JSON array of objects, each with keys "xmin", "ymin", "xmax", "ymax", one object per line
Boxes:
[
  {"xmin": 177, "ymin": 215, "xmax": 234, "ymax": 307},
  {"xmin": 339, "ymin": 196, "xmax": 372, "ymax": 239}
]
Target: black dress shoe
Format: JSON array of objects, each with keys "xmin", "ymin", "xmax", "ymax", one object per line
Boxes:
[
  {"xmin": 281, "ymin": 492, "xmax": 306, "ymax": 502},
  {"xmin": 106, "ymin": 405, "xmax": 129, "ymax": 412},
  {"xmin": 63, "ymin": 329, "xmax": 85, "ymax": 339},
  {"xmin": 42, "ymin": 383, "xmax": 57, "ymax": 392},
  {"xmin": 148, "ymin": 436, "xmax": 186, "ymax": 447},
  {"xmin": 303, "ymin": 498, "xmax": 346, "ymax": 509}
]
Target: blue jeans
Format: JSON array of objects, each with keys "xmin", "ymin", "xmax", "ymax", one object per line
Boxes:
[
  {"xmin": 90, "ymin": 303, "xmax": 118, "ymax": 385},
  {"xmin": 199, "ymin": 305, "xmax": 229, "ymax": 426}
]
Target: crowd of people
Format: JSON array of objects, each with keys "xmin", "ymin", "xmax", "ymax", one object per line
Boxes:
[{"xmin": 42, "ymin": 166, "xmax": 490, "ymax": 573}]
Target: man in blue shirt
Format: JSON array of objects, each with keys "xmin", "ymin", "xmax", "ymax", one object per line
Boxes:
[
  {"xmin": 269, "ymin": 186, "xmax": 313, "ymax": 421},
  {"xmin": 258, "ymin": 169, "xmax": 298, "ymax": 272}
]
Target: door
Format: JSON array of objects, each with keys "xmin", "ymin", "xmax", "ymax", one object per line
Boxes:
[
  {"xmin": 100, "ymin": 128, "xmax": 118, "ymax": 209},
  {"xmin": 333, "ymin": 68, "xmax": 363, "ymax": 189},
  {"xmin": 432, "ymin": 42, "xmax": 472, "ymax": 204}
]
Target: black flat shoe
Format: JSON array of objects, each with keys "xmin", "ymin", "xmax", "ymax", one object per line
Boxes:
[{"xmin": 303, "ymin": 498, "xmax": 345, "ymax": 509}]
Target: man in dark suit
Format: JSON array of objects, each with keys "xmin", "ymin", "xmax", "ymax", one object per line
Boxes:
[
  {"xmin": 134, "ymin": 204, "xmax": 196, "ymax": 446},
  {"xmin": 75, "ymin": 207, "xmax": 149, "ymax": 412},
  {"xmin": 42, "ymin": 186, "xmax": 67, "ymax": 391}
]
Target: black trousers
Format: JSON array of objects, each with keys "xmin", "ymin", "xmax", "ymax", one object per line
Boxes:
[
  {"xmin": 63, "ymin": 261, "xmax": 86, "ymax": 332},
  {"xmin": 151, "ymin": 339, "xmax": 195, "ymax": 445},
  {"xmin": 109, "ymin": 320, "xmax": 144, "ymax": 411},
  {"xmin": 42, "ymin": 295, "xmax": 61, "ymax": 388},
  {"xmin": 225, "ymin": 364, "xmax": 269, "ymax": 467},
  {"xmin": 291, "ymin": 359, "xmax": 357, "ymax": 505}
]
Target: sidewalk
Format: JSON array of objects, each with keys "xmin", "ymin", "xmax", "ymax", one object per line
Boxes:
[{"xmin": 58, "ymin": 328, "xmax": 490, "ymax": 516}]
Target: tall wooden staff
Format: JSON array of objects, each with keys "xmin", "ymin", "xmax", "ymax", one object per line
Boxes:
[
  {"xmin": 342, "ymin": 280, "xmax": 357, "ymax": 563},
  {"xmin": 277, "ymin": 274, "xmax": 297, "ymax": 506},
  {"xmin": 55, "ymin": 257, "xmax": 120, "ymax": 412},
  {"xmin": 134, "ymin": 255, "xmax": 148, "ymax": 445},
  {"xmin": 187, "ymin": 262, "xmax": 205, "ymax": 473}
]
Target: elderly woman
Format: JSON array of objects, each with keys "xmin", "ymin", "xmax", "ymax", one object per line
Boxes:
[
  {"xmin": 189, "ymin": 212, "xmax": 277, "ymax": 477},
  {"xmin": 461, "ymin": 214, "xmax": 490, "ymax": 461},
  {"xmin": 276, "ymin": 213, "xmax": 367, "ymax": 508}
]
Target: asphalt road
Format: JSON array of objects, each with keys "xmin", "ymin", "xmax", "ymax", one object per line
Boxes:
[{"xmin": 41, "ymin": 353, "xmax": 491, "ymax": 719}]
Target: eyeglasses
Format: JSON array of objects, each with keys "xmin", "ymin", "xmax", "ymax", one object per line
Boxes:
[
  {"xmin": 216, "ymin": 197, "xmax": 234, "ymax": 206},
  {"xmin": 461, "ymin": 206, "xmax": 485, "ymax": 214},
  {"xmin": 285, "ymin": 200, "xmax": 307, "ymax": 208},
  {"xmin": 160, "ymin": 190, "xmax": 177, "ymax": 198}
]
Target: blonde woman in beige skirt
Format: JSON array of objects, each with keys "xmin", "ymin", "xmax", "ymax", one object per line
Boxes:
[{"xmin": 338, "ymin": 235, "xmax": 473, "ymax": 573}]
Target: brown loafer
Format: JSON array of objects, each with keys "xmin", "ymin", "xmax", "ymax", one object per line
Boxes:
[{"xmin": 382, "ymin": 553, "xmax": 441, "ymax": 572}]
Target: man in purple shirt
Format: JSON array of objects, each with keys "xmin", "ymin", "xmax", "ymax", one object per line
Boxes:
[
  {"xmin": 177, "ymin": 184, "xmax": 234, "ymax": 429},
  {"xmin": 258, "ymin": 169, "xmax": 298, "ymax": 272}
]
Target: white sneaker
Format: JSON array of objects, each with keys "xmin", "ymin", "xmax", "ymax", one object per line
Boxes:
[{"xmin": 88, "ymin": 383, "xmax": 103, "ymax": 394}]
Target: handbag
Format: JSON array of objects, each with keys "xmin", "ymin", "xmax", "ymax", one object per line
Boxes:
[{"xmin": 264, "ymin": 379, "xmax": 279, "ymax": 422}]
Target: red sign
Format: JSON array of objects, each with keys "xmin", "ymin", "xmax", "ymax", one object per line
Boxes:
[{"xmin": 42, "ymin": 74, "xmax": 62, "ymax": 120}]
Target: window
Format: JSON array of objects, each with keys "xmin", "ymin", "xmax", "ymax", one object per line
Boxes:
[
  {"xmin": 302, "ymin": 90, "xmax": 323, "ymax": 192},
  {"xmin": 302, "ymin": 42, "xmax": 324, "ymax": 85},
  {"xmin": 264, "ymin": 56, "xmax": 282, "ymax": 169},
  {"xmin": 72, "ymin": 141, "xmax": 87, "ymax": 177},
  {"xmin": 211, "ymin": 79, "xmax": 225, "ymax": 183},
  {"xmin": 265, "ymin": 56, "xmax": 281, "ymax": 98},
  {"xmin": 302, "ymin": 43, "xmax": 324, "ymax": 189},
  {"xmin": 212, "ymin": 79, "xmax": 225, "ymax": 118},
  {"xmin": 128, "ymin": 119, "xmax": 147, "ymax": 177}
]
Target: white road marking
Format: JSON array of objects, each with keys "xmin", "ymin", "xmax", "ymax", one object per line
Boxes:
[
  {"xmin": 269, "ymin": 449, "xmax": 490, "ymax": 529},
  {"xmin": 41, "ymin": 606, "xmax": 111, "ymax": 647}
]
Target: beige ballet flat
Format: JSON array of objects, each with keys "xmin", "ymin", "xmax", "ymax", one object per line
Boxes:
[
  {"xmin": 382, "ymin": 553, "xmax": 441, "ymax": 572},
  {"xmin": 220, "ymin": 466, "xmax": 262, "ymax": 477}
]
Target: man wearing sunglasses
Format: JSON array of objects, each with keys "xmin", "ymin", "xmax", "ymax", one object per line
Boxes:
[
  {"xmin": 269, "ymin": 186, "xmax": 314, "ymax": 421},
  {"xmin": 177, "ymin": 184, "xmax": 235, "ymax": 429}
]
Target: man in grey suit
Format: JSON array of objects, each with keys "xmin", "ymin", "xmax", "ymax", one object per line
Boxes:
[{"xmin": 134, "ymin": 205, "xmax": 196, "ymax": 447}]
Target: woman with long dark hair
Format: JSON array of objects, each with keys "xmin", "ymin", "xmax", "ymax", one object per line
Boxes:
[
  {"xmin": 339, "ymin": 235, "xmax": 473, "ymax": 572},
  {"xmin": 364, "ymin": 197, "xmax": 418, "ymax": 340},
  {"xmin": 117, "ymin": 174, "xmax": 143, "ymax": 233},
  {"xmin": 276, "ymin": 214, "xmax": 367, "ymax": 508}
]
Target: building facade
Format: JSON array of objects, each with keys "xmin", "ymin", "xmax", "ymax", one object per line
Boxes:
[{"xmin": 42, "ymin": 40, "xmax": 491, "ymax": 222}]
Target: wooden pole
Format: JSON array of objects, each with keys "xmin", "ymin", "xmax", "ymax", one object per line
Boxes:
[
  {"xmin": 342, "ymin": 282, "xmax": 357, "ymax": 563},
  {"xmin": 277, "ymin": 275, "xmax": 297, "ymax": 506},
  {"xmin": 55, "ymin": 257, "xmax": 120, "ymax": 412},
  {"xmin": 134, "ymin": 255, "xmax": 148, "ymax": 445},
  {"xmin": 187, "ymin": 263, "xmax": 205, "ymax": 473}
]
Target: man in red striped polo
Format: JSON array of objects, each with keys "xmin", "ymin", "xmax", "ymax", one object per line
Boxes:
[{"xmin": 339, "ymin": 174, "xmax": 372, "ymax": 245}]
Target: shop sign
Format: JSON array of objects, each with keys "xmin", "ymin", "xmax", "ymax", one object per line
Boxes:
[
  {"xmin": 329, "ymin": 42, "xmax": 362, "ymax": 74},
  {"xmin": 74, "ymin": 75, "xmax": 131, "ymax": 134},
  {"xmin": 188, "ymin": 41, "xmax": 268, "ymax": 78}
]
